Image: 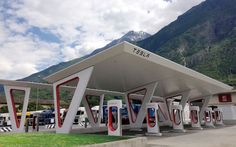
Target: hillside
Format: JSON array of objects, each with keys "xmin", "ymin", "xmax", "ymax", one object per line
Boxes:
[{"xmin": 138, "ymin": 0, "xmax": 236, "ymax": 86}]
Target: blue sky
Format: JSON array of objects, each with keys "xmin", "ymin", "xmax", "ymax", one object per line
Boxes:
[{"xmin": 0, "ymin": 0, "xmax": 204, "ymax": 80}]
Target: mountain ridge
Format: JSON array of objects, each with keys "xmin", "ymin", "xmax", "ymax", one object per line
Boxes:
[
  {"xmin": 21, "ymin": 31, "xmax": 151, "ymax": 82},
  {"xmin": 137, "ymin": 0, "xmax": 236, "ymax": 86},
  {"xmin": 23, "ymin": 0, "xmax": 236, "ymax": 86}
]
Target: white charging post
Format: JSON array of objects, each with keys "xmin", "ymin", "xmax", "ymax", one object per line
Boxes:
[
  {"xmin": 107, "ymin": 100, "xmax": 122, "ymax": 136},
  {"xmin": 204, "ymin": 107, "xmax": 215, "ymax": 128},
  {"xmin": 214, "ymin": 108, "xmax": 224, "ymax": 126},
  {"xmin": 189, "ymin": 106, "xmax": 202, "ymax": 129},
  {"xmin": 146, "ymin": 103, "xmax": 162, "ymax": 136},
  {"xmin": 171, "ymin": 105, "xmax": 186, "ymax": 132}
]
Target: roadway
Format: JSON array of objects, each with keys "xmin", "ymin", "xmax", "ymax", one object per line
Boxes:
[{"xmin": 147, "ymin": 125, "xmax": 236, "ymax": 147}]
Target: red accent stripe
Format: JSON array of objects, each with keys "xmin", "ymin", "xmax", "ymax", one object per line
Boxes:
[
  {"xmin": 173, "ymin": 109, "xmax": 181, "ymax": 125},
  {"xmin": 10, "ymin": 89, "xmax": 25, "ymax": 128},
  {"xmin": 85, "ymin": 95, "xmax": 98, "ymax": 123},
  {"xmin": 190, "ymin": 110, "xmax": 198, "ymax": 124},
  {"xmin": 108, "ymin": 106, "xmax": 117, "ymax": 132},
  {"xmin": 127, "ymin": 88, "xmax": 147, "ymax": 123},
  {"xmin": 165, "ymin": 95, "xmax": 182, "ymax": 122},
  {"xmin": 55, "ymin": 77, "xmax": 79, "ymax": 128}
]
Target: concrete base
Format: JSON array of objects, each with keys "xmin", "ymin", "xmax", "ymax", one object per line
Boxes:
[
  {"xmin": 172, "ymin": 129, "xmax": 186, "ymax": 133},
  {"xmin": 129, "ymin": 128, "xmax": 143, "ymax": 132},
  {"xmin": 189, "ymin": 127, "xmax": 203, "ymax": 130},
  {"xmin": 82, "ymin": 137, "xmax": 147, "ymax": 147},
  {"xmin": 215, "ymin": 124, "xmax": 225, "ymax": 127},
  {"xmin": 145, "ymin": 132, "xmax": 162, "ymax": 137},
  {"xmin": 204, "ymin": 125, "xmax": 215, "ymax": 128},
  {"xmin": 72, "ymin": 124, "xmax": 149, "ymax": 134}
]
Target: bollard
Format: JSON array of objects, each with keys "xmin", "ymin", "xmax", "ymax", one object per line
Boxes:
[
  {"xmin": 36, "ymin": 115, "xmax": 39, "ymax": 132},
  {"xmin": 85, "ymin": 118, "xmax": 88, "ymax": 128},
  {"xmin": 32, "ymin": 116, "xmax": 36, "ymax": 130},
  {"xmin": 25, "ymin": 118, "xmax": 29, "ymax": 133},
  {"xmin": 105, "ymin": 115, "xmax": 108, "ymax": 126}
]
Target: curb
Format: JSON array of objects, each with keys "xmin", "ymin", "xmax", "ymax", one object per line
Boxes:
[{"xmin": 81, "ymin": 137, "xmax": 147, "ymax": 147}]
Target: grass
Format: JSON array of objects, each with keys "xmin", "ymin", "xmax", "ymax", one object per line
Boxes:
[{"xmin": 0, "ymin": 133, "xmax": 129, "ymax": 147}]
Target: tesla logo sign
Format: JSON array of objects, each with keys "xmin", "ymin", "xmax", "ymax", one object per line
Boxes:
[
  {"xmin": 218, "ymin": 94, "xmax": 232, "ymax": 102},
  {"xmin": 133, "ymin": 48, "xmax": 150, "ymax": 58}
]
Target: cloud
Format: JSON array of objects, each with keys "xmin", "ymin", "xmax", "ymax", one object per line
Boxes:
[
  {"xmin": 0, "ymin": 34, "xmax": 60, "ymax": 80},
  {"xmin": 13, "ymin": 0, "xmax": 205, "ymax": 45},
  {"xmin": 0, "ymin": 0, "xmax": 205, "ymax": 79}
]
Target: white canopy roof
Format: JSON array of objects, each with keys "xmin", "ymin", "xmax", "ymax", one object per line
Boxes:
[{"xmin": 44, "ymin": 42, "xmax": 232, "ymax": 99}]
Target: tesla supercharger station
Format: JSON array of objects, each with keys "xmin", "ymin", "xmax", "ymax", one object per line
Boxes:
[
  {"xmin": 204, "ymin": 107, "xmax": 215, "ymax": 128},
  {"xmin": 171, "ymin": 105, "xmax": 186, "ymax": 132},
  {"xmin": 146, "ymin": 103, "xmax": 162, "ymax": 136},
  {"xmin": 108, "ymin": 100, "xmax": 122, "ymax": 136},
  {"xmin": 214, "ymin": 108, "xmax": 224, "ymax": 126},
  {"xmin": 189, "ymin": 106, "xmax": 202, "ymax": 129}
]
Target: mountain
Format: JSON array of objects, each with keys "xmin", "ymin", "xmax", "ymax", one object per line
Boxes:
[
  {"xmin": 23, "ymin": 0, "xmax": 236, "ymax": 86},
  {"xmin": 20, "ymin": 56, "xmax": 88, "ymax": 82},
  {"xmin": 137, "ymin": 0, "xmax": 236, "ymax": 86},
  {"xmin": 21, "ymin": 31, "xmax": 151, "ymax": 82},
  {"xmin": 89, "ymin": 31, "xmax": 151, "ymax": 56}
]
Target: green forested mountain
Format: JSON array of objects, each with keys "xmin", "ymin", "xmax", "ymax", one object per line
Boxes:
[{"xmin": 138, "ymin": 0, "xmax": 236, "ymax": 86}]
